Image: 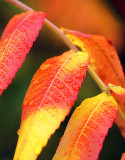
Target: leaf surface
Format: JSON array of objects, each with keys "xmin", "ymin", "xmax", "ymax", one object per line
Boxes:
[
  {"xmin": 62, "ymin": 28, "xmax": 125, "ymax": 137},
  {"xmin": 0, "ymin": 11, "xmax": 46, "ymax": 95},
  {"xmin": 13, "ymin": 50, "xmax": 89, "ymax": 160},
  {"xmin": 62, "ymin": 29, "xmax": 125, "ymax": 87},
  {"xmin": 53, "ymin": 93, "xmax": 118, "ymax": 160}
]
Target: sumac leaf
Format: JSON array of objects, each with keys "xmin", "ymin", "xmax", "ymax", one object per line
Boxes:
[
  {"xmin": 0, "ymin": 11, "xmax": 46, "ymax": 95},
  {"xmin": 53, "ymin": 93, "xmax": 118, "ymax": 160},
  {"xmin": 13, "ymin": 50, "xmax": 89, "ymax": 160},
  {"xmin": 62, "ymin": 28, "xmax": 125, "ymax": 137},
  {"xmin": 62, "ymin": 29, "xmax": 125, "ymax": 87}
]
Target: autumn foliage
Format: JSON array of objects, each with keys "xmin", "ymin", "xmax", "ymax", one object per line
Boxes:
[
  {"xmin": 61, "ymin": 28, "xmax": 125, "ymax": 137},
  {"xmin": 13, "ymin": 50, "xmax": 89, "ymax": 159},
  {"xmin": 53, "ymin": 93, "xmax": 118, "ymax": 160},
  {"xmin": 0, "ymin": 10, "xmax": 46, "ymax": 95},
  {"xmin": 0, "ymin": 1, "xmax": 125, "ymax": 160}
]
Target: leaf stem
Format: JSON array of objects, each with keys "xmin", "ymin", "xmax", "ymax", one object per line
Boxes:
[
  {"xmin": 4, "ymin": 0, "xmax": 107, "ymax": 92},
  {"xmin": 44, "ymin": 19, "xmax": 78, "ymax": 51},
  {"xmin": 5, "ymin": 0, "xmax": 78, "ymax": 51},
  {"xmin": 4, "ymin": 0, "xmax": 33, "ymax": 11},
  {"xmin": 88, "ymin": 65, "xmax": 108, "ymax": 92}
]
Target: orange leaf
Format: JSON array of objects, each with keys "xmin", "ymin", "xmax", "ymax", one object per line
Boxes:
[
  {"xmin": 121, "ymin": 153, "xmax": 125, "ymax": 160},
  {"xmin": 62, "ymin": 29, "xmax": 125, "ymax": 87},
  {"xmin": 13, "ymin": 50, "xmax": 89, "ymax": 160},
  {"xmin": 0, "ymin": 11, "xmax": 46, "ymax": 95},
  {"xmin": 53, "ymin": 93, "xmax": 118, "ymax": 160},
  {"xmin": 62, "ymin": 28, "xmax": 125, "ymax": 137},
  {"xmin": 108, "ymin": 83, "xmax": 125, "ymax": 97}
]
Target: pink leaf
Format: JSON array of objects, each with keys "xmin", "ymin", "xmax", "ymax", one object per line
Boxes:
[{"xmin": 0, "ymin": 11, "xmax": 46, "ymax": 95}]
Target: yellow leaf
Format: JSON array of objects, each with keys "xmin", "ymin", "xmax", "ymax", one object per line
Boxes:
[
  {"xmin": 13, "ymin": 50, "xmax": 89, "ymax": 160},
  {"xmin": 53, "ymin": 93, "xmax": 118, "ymax": 160}
]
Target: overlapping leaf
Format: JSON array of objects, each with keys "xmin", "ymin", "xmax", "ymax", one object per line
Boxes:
[
  {"xmin": 62, "ymin": 28, "xmax": 125, "ymax": 137},
  {"xmin": 53, "ymin": 93, "xmax": 118, "ymax": 160},
  {"xmin": 0, "ymin": 11, "xmax": 46, "ymax": 95},
  {"xmin": 13, "ymin": 50, "xmax": 89, "ymax": 160},
  {"xmin": 62, "ymin": 29, "xmax": 125, "ymax": 86}
]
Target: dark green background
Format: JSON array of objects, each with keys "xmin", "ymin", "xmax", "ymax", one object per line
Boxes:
[{"xmin": 0, "ymin": 1, "xmax": 125, "ymax": 160}]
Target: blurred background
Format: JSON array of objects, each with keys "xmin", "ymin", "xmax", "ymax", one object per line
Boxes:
[{"xmin": 0, "ymin": 0, "xmax": 125, "ymax": 159}]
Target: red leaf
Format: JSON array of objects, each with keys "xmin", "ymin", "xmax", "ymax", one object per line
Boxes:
[
  {"xmin": 62, "ymin": 28, "xmax": 125, "ymax": 137},
  {"xmin": 13, "ymin": 50, "xmax": 89, "ymax": 160},
  {"xmin": 53, "ymin": 93, "xmax": 118, "ymax": 160},
  {"xmin": 0, "ymin": 11, "xmax": 46, "ymax": 95}
]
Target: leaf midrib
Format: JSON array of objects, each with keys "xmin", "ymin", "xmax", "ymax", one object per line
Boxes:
[{"xmin": 68, "ymin": 94, "xmax": 108, "ymax": 160}]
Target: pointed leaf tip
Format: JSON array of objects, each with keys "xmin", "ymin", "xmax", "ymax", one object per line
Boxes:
[
  {"xmin": 14, "ymin": 50, "xmax": 89, "ymax": 160},
  {"xmin": 53, "ymin": 93, "xmax": 118, "ymax": 160},
  {"xmin": 0, "ymin": 11, "xmax": 46, "ymax": 95}
]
